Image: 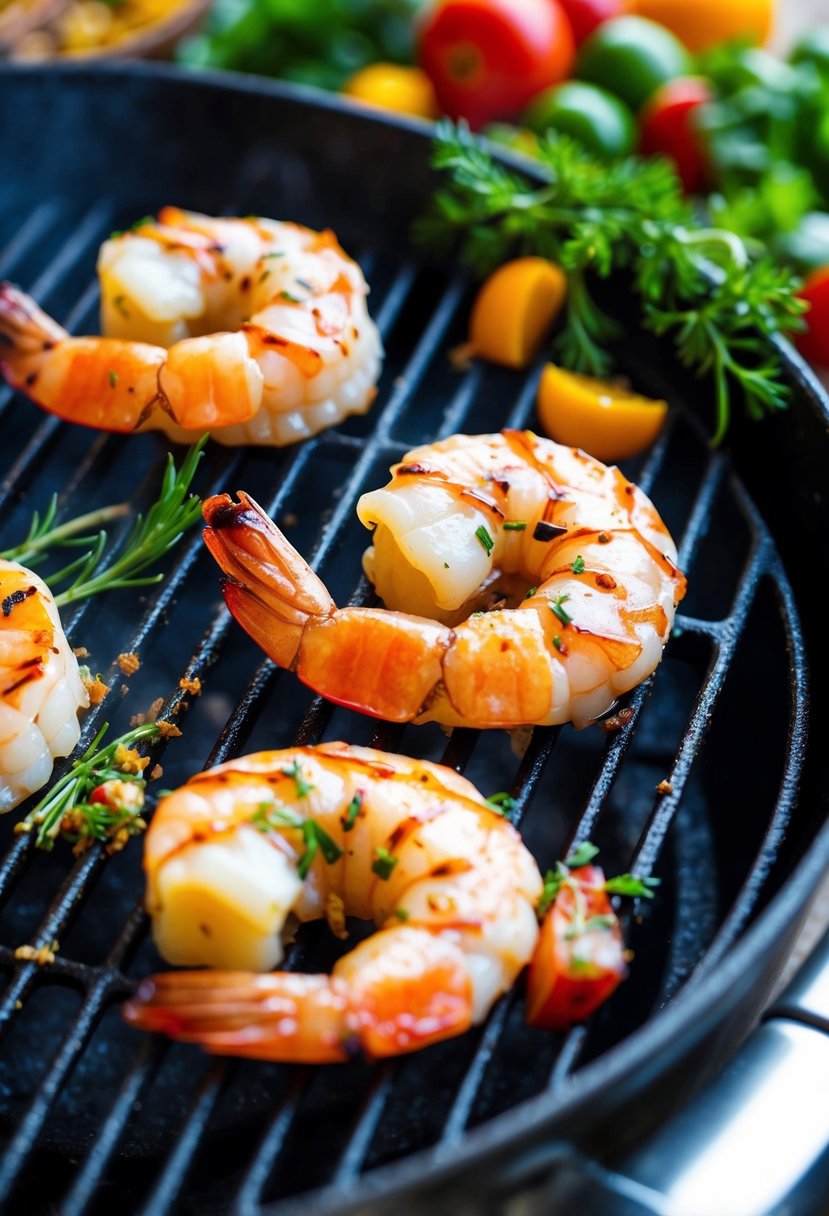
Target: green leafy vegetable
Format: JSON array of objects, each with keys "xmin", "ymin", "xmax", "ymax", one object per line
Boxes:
[
  {"xmin": 16, "ymin": 722, "xmax": 164, "ymax": 852},
  {"xmin": 417, "ymin": 122, "xmax": 806, "ymax": 444}
]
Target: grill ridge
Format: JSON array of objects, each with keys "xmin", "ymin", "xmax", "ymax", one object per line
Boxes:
[{"xmin": 0, "ymin": 74, "xmax": 812, "ymax": 1216}]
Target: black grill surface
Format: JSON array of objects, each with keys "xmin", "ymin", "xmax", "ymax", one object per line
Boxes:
[{"xmin": 0, "ymin": 64, "xmax": 822, "ymax": 1216}]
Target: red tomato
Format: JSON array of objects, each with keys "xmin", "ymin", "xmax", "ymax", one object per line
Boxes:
[
  {"xmin": 557, "ymin": 0, "xmax": 624, "ymax": 45},
  {"xmin": 417, "ymin": 0, "xmax": 576, "ymax": 130},
  {"xmin": 526, "ymin": 864, "xmax": 627, "ymax": 1031},
  {"xmin": 796, "ymin": 267, "xmax": 829, "ymax": 367},
  {"xmin": 639, "ymin": 76, "xmax": 712, "ymax": 194}
]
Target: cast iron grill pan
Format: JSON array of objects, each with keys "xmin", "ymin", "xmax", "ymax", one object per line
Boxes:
[{"xmin": 0, "ymin": 64, "xmax": 826, "ymax": 1216}]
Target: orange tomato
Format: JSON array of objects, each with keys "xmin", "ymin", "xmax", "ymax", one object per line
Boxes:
[
  {"xmin": 470, "ymin": 257, "xmax": 567, "ymax": 368},
  {"xmin": 626, "ymin": 0, "xmax": 773, "ymax": 54},
  {"xmin": 343, "ymin": 64, "xmax": 439, "ymax": 120},
  {"xmin": 537, "ymin": 363, "xmax": 668, "ymax": 462}
]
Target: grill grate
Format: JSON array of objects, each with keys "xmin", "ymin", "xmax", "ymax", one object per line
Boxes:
[{"xmin": 0, "ymin": 77, "xmax": 810, "ymax": 1216}]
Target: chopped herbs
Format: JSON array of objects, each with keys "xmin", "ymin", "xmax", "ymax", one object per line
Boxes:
[
  {"xmin": 538, "ymin": 862, "xmax": 569, "ymax": 918},
  {"xmin": 475, "ymin": 525, "xmax": 494, "ymax": 556},
  {"xmin": 503, "ymin": 520, "xmax": 527, "ymax": 532},
  {"xmin": 251, "ymin": 800, "xmax": 302, "ymax": 832},
  {"xmin": 107, "ymin": 370, "xmax": 118, "ymax": 387},
  {"xmin": 251, "ymin": 800, "xmax": 342, "ymax": 878},
  {"xmin": 394, "ymin": 908, "xmax": 410, "ymax": 922},
  {"xmin": 565, "ymin": 841, "xmax": 600, "ymax": 868},
  {"xmin": 525, "ymin": 586, "xmax": 538, "ymax": 599},
  {"xmin": 604, "ymin": 874, "xmax": 661, "ymax": 900},
  {"xmin": 341, "ymin": 791, "xmax": 363, "ymax": 831},
  {"xmin": 16, "ymin": 721, "xmax": 164, "ymax": 852},
  {"xmin": 550, "ymin": 594, "xmax": 573, "ymax": 627},
  {"xmin": 282, "ymin": 758, "xmax": 314, "ymax": 798},
  {"xmin": 372, "ymin": 847, "xmax": 398, "ymax": 880},
  {"xmin": 280, "ymin": 290, "xmax": 301, "ymax": 303},
  {"xmin": 552, "ymin": 635, "xmax": 563, "ymax": 652},
  {"xmin": 485, "ymin": 791, "xmax": 516, "ymax": 818},
  {"xmin": 263, "ymin": 251, "xmax": 284, "ymax": 259},
  {"xmin": 571, "ymin": 555, "xmax": 585, "ymax": 574}
]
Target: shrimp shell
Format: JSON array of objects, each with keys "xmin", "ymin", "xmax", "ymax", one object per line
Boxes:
[
  {"xmin": 0, "ymin": 560, "xmax": 89, "ymax": 811},
  {"xmin": 201, "ymin": 431, "xmax": 686, "ymax": 729},
  {"xmin": 124, "ymin": 743, "xmax": 542, "ymax": 1062},
  {"xmin": 0, "ymin": 209, "xmax": 382, "ymax": 446}
]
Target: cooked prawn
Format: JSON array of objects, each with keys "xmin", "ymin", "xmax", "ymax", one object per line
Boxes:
[
  {"xmin": 202, "ymin": 430, "xmax": 686, "ymax": 730},
  {"xmin": 0, "ymin": 560, "xmax": 89, "ymax": 811},
  {"xmin": 122, "ymin": 743, "xmax": 542, "ymax": 1061},
  {"xmin": 0, "ymin": 208, "xmax": 382, "ymax": 446}
]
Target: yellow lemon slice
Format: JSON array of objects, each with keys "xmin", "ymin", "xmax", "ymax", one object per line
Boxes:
[
  {"xmin": 537, "ymin": 363, "xmax": 668, "ymax": 463},
  {"xmin": 469, "ymin": 257, "xmax": 567, "ymax": 369}
]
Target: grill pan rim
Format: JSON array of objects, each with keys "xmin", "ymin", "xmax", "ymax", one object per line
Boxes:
[{"xmin": 1, "ymin": 59, "xmax": 828, "ymax": 1212}]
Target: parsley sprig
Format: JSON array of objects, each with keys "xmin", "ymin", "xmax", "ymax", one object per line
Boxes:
[
  {"xmin": 417, "ymin": 122, "xmax": 807, "ymax": 445},
  {"xmin": 0, "ymin": 439, "xmax": 205, "ymax": 608},
  {"xmin": 15, "ymin": 722, "xmax": 163, "ymax": 851}
]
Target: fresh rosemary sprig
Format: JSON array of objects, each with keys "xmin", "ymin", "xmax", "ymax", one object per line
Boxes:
[
  {"xmin": 1, "ymin": 438, "xmax": 206, "ymax": 608},
  {"xmin": 15, "ymin": 721, "xmax": 164, "ymax": 852},
  {"xmin": 417, "ymin": 121, "xmax": 807, "ymax": 444}
]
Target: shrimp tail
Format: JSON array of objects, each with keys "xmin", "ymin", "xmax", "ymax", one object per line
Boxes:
[
  {"xmin": 0, "ymin": 282, "xmax": 67, "ymax": 375},
  {"xmin": 202, "ymin": 491, "xmax": 335, "ymax": 670},
  {"xmin": 123, "ymin": 971, "xmax": 353, "ymax": 1064},
  {"xmin": 123, "ymin": 928, "xmax": 474, "ymax": 1062}
]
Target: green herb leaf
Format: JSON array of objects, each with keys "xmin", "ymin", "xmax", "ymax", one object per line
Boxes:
[
  {"xmin": 485, "ymin": 791, "xmax": 516, "ymax": 818},
  {"xmin": 503, "ymin": 520, "xmax": 527, "ymax": 531},
  {"xmin": 372, "ymin": 846, "xmax": 398, "ymax": 880},
  {"xmin": 565, "ymin": 841, "xmax": 600, "ymax": 868},
  {"xmin": 341, "ymin": 791, "xmax": 363, "ymax": 831},
  {"xmin": 604, "ymin": 874, "xmax": 661, "ymax": 899},
  {"xmin": 550, "ymin": 593, "xmax": 572, "ymax": 627},
  {"xmin": 394, "ymin": 907, "xmax": 410, "ymax": 921},
  {"xmin": 16, "ymin": 721, "xmax": 164, "ymax": 851},
  {"xmin": 475, "ymin": 524, "xmax": 494, "ymax": 555},
  {"xmin": 571, "ymin": 555, "xmax": 585, "ymax": 574},
  {"xmin": 251, "ymin": 800, "xmax": 303, "ymax": 833},
  {"xmin": 282, "ymin": 758, "xmax": 314, "ymax": 799},
  {"xmin": 537, "ymin": 862, "xmax": 568, "ymax": 918}
]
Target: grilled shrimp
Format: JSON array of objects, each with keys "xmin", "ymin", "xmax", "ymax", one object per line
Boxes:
[
  {"xmin": 202, "ymin": 431, "xmax": 686, "ymax": 730},
  {"xmin": 0, "ymin": 560, "xmax": 89, "ymax": 811},
  {"xmin": 0, "ymin": 208, "xmax": 382, "ymax": 446},
  {"xmin": 123, "ymin": 743, "xmax": 542, "ymax": 1062}
]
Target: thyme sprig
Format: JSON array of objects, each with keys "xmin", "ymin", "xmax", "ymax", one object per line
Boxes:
[
  {"xmin": 417, "ymin": 122, "xmax": 807, "ymax": 444},
  {"xmin": 0, "ymin": 439, "xmax": 205, "ymax": 607},
  {"xmin": 15, "ymin": 722, "xmax": 163, "ymax": 851}
]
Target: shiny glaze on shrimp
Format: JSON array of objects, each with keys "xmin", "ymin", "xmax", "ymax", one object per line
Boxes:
[
  {"xmin": 202, "ymin": 431, "xmax": 686, "ymax": 730},
  {"xmin": 0, "ymin": 560, "xmax": 89, "ymax": 811},
  {"xmin": 0, "ymin": 208, "xmax": 382, "ymax": 446},
  {"xmin": 123, "ymin": 743, "xmax": 542, "ymax": 1062}
]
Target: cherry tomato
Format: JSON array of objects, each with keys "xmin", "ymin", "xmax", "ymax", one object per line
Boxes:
[
  {"xmin": 639, "ymin": 76, "xmax": 712, "ymax": 194},
  {"xmin": 796, "ymin": 267, "xmax": 829, "ymax": 367},
  {"xmin": 417, "ymin": 0, "xmax": 576, "ymax": 130},
  {"xmin": 343, "ymin": 64, "xmax": 439, "ymax": 120},
  {"xmin": 526, "ymin": 864, "xmax": 627, "ymax": 1031},
  {"xmin": 627, "ymin": 0, "xmax": 773, "ymax": 55},
  {"xmin": 576, "ymin": 15, "xmax": 691, "ymax": 114},
  {"xmin": 523, "ymin": 80, "xmax": 636, "ymax": 159},
  {"xmin": 557, "ymin": 0, "xmax": 624, "ymax": 46}
]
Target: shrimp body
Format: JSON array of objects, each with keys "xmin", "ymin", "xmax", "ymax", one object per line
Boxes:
[
  {"xmin": 0, "ymin": 208, "xmax": 382, "ymax": 446},
  {"xmin": 202, "ymin": 431, "xmax": 686, "ymax": 730},
  {"xmin": 0, "ymin": 560, "xmax": 89, "ymax": 811},
  {"xmin": 123, "ymin": 743, "xmax": 542, "ymax": 1062}
]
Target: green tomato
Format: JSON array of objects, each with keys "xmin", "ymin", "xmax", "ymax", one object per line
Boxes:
[
  {"xmin": 522, "ymin": 81, "xmax": 636, "ymax": 159},
  {"xmin": 575, "ymin": 16, "xmax": 691, "ymax": 114}
]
